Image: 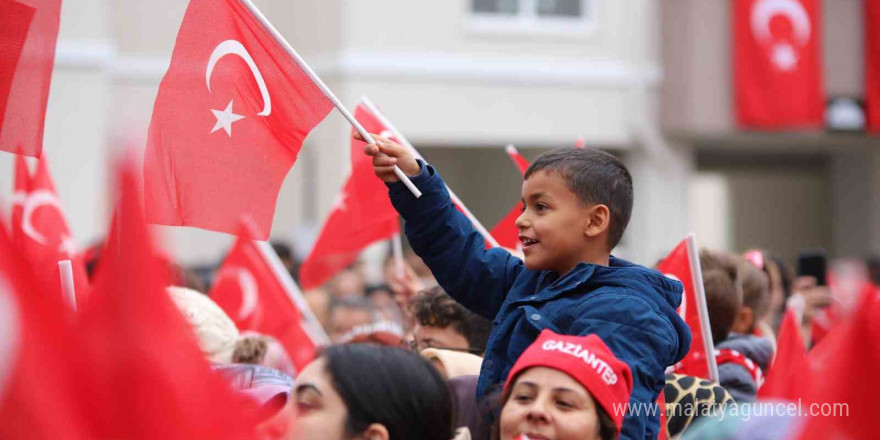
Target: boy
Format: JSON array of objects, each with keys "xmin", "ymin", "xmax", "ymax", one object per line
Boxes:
[{"xmin": 361, "ymin": 135, "xmax": 691, "ymax": 440}]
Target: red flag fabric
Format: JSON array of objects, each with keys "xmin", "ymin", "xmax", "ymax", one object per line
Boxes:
[
  {"xmin": 758, "ymin": 309, "xmax": 808, "ymax": 400},
  {"xmin": 795, "ymin": 288, "xmax": 880, "ymax": 440},
  {"xmin": 866, "ymin": 0, "xmax": 880, "ymax": 132},
  {"xmin": 19, "ymin": 157, "xmax": 89, "ymax": 302},
  {"xmin": 490, "ymin": 146, "xmax": 530, "ymax": 249},
  {"xmin": 10, "ymin": 154, "xmax": 30, "ymax": 247},
  {"xmin": 211, "ymin": 220, "xmax": 326, "ymax": 372},
  {"xmin": 0, "ymin": 0, "xmax": 61, "ymax": 157},
  {"xmin": 658, "ymin": 238, "xmax": 716, "ymax": 381},
  {"xmin": 144, "ymin": 0, "xmax": 334, "ymax": 239},
  {"xmin": 733, "ymin": 0, "xmax": 823, "ymax": 128},
  {"xmin": 77, "ymin": 161, "xmax": 258, "ymax": 440},
  {"xmin": 298, "ymin": 105, "xmax": 400, "ymax": 290},
  {"xmin": 0, "ymin": 212, "xmax": 91, "ymax": 440}
]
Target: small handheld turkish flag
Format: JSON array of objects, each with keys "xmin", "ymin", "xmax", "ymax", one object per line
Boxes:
[
  {"xmin": 759, "ymin": 309, "xmax": 809, "ymax": 401},
  {"xmin": 144, "ymin": 0, "xmax": 334, "ymax": 239},
  {"xmin": 211, "ymin": 219, "xmax": 328, "ymax": 372},
  {"xmin": 0, "ymin": 0, "xmax": 61, "ymax": 158},
  {"xmin": 19, "ymin": 156, "xmax": 90, "ymax": 303},
  {"xmin": 658, "ymin": 235, "xmax": 718, "ymax": 382},
  {"xmin": 298, "ymin": 104, "xmax": 401, "ymax": 290},
  {"xmin": 734, "ymin": 0, "xmax": 824, "ymax": 128}
]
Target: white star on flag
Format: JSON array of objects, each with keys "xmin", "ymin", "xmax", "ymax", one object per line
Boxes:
[
  {"xmin": 211, "ymin": 99, "xmax": 245, "ymax": 137},
  {"xmin": 332, "ymin": 192, "xmax": 348, "ymax": 212},
  {"xmin": 58, "ymin": 235, "xmax": 77, "ymax": 256}
]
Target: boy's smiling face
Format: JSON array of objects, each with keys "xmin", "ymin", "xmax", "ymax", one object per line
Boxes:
[{"xmin": 516, "ymin": 170, "xmax": 608, "ymax": 275}]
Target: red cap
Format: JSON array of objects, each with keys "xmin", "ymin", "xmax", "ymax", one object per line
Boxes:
[{"xmin": 504, "ymin": 330, "xmax": 633, "ymax": 434}]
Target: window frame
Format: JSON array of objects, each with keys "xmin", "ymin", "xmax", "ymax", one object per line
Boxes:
[{"xmin": 467, "ymin": 0, "xmax": 597, "ymax": 38}]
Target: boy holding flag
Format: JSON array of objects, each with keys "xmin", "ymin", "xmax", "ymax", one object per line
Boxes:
[{"xmin": 359, "ymin": 134, "xmax": 691, "ymax": 440}]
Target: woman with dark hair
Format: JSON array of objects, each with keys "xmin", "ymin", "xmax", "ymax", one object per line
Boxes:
[
  {"xmin": 497, "ymin": 330, "xmax": 633, "ymax": 440},
  {"xmin": 293, "ymin": 344, "xmax": 454, "ymax": 440}
]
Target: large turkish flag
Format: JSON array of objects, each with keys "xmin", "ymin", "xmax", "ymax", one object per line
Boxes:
[
  {"xmin": 144, "ymin": 0, "xmax": 334, "ymax": 239},
  {"xmin": 733, "ymin": 0, "xmax": 824, "ymax": 128}
]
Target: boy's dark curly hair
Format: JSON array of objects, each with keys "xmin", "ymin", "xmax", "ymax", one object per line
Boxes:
[{"xmin": 409, "ymin": 286, "xmax": 492, "ymax": 353}]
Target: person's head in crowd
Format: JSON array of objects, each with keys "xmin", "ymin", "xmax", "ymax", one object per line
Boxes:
[
  {"xmin": 365, "ymin": 283, "xmax": 403, "ymax": 324},
  {"xmin": 168, "ymin": 286, "xmax": 240, "ymax": 363},
  {"xmin": 339, "ymin": 320, "xmax": 405, "ymax": 347},
  {"xmin": 517, "ymin": 148, "xmax": 633, "ymax": 274},
  {"xmin": 764, "ymin": 254, "xmax": 793, "ymax": 322},
  {"xmin": 214, "ymin": 363, "xmax": 296, "ymax": 440},
  {"xmin": 327, "ymin": 267, "xmax": 367, "ymax": 299},
  {"xmin": 498, "ymin": 330, "xmax": 633, "ymax": 440},
  {"xmin": 233, "ymin": 332, "xmax": 297, "ymax": 377},
  {"xmin": 293, "ymin": 344, "xmax": 453, "ymax": 440},
  {"xmin": 700, "ymin": 249, "xmax": 743, "ymax": 344},
  {"xmin": 734, "ymin": 258, "xmax": 771, "ymax": 334},
  {"xmin": 867, "ymin": 255, "xmax": 880, "ymax": 287},
  {"xmin": 328, "ymin": 297, "xmax": 377, "ymax": 343},
  {"xmin": 409, "ymin": 286, "xmax": 492, "ymax": 355},
  {"xmin": 270, "ymin": 240, "xmax": 296, "ymax": 273}
]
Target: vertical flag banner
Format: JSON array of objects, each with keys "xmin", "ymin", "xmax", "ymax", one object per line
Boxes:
[
  {"xmin": 299, "ymin": 105, "xmax": 401, "ymax": 290},
  {"xmin": 733, "ymin": 0, "xmax": 823, "ymax": 128},
  {"xmin": 866, "ymin": 0, "xmax": 880, "ymax": 132},
  {"xmin": 0, "ymin": 0, "xmax": 61, "ymax": 157},
  {"xmin": 490, "ymin": 145, "xmax": 530, "ymax": 250},
  {"xmin": 144, "ymin": 0, "xmax": 334, "ymax": 239},
  {"xmin": 657, "ymin": 235, "xmax": 718, "ymax": 382},
  {"xmin": 212, "ymin": 220, "xmax": 328, "ymax": 372}
]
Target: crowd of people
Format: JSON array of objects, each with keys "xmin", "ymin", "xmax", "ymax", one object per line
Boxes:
[
  {"xmin": 68, "ymin": 137, "xmax": 868, "ymax": 440},
  {"xmin": 8, "ymin": 139, "xmax": 876, "ymax": 440}
]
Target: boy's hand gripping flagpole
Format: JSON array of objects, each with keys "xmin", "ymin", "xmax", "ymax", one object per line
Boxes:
[
  {"xmin": 237, "ymin": 0, "xmax": 421, "ymax": 199},
  {"xmin": 359, "ymin": 96, "xmax": 501, "ymax": 248}
]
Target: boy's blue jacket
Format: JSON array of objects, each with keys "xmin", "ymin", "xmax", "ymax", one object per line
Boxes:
[{"xmin": 388, "ymin": 162, "xmax": 692, "ymax": 440}]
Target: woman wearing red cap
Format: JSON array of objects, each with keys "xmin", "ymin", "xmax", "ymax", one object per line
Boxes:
[{"xmin": 498, "ymin": 330, "xmax": 634, "ymax": 440}]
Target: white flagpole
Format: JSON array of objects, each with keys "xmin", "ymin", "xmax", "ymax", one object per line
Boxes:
[
  {"xmin": 254, "ymin": 240, "xmax": 331, "ymax": 345},
  {"xmin": 391, "ymin": 234, "xmax": 405, "ymax": 279},
  {"xmin": 360, "ymin": 96, "xmax": 502, "ymax": 248},
  {"xmin": 58, "ymin": 260, "xmax": 76, "ymax": 312},
  {"xmin": 686, "ymin": 233, "xmax": 719, "ymax": 382},
  {"xmin": 236, "ymin": 0, "xmax": 421, "ymax": 199}
]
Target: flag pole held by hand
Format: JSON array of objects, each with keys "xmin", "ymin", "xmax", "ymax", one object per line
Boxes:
[
  {"xmin": 360, "ymin": 96, "xmax": 501, "ymax": 248},
  {"xmin": 58, "ymin": 260, "xmax": 76, "ymax": 312},
  {"xmin": 236, "ymin": 0, "xmax": 421, "ymax": 199}
]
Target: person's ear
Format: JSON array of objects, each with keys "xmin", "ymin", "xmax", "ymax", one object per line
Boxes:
[
  {"xmin": 360, "ymin": 423, "xmax": 390, "ymax": 440},
  {"xmin": 583, "ymin": 204, "xmax": 611, "ymax": 239}
]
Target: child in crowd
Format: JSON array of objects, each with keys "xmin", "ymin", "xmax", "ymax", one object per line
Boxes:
[
  {"xmin": 360, "ymin": 136, "xmax": 691, "ymax": 440},
  {"xmin": 499, "ymin": 330, "xmax": 633, "ymax": 440},
  {"xmin": 700, "ymin": 249, "xmax": 773, "ymax": 403},
  {"xmin": 410, "ymin": 286, "xmax": 493, "ymax": 355}
]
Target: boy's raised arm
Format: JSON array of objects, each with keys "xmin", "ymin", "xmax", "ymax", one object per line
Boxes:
[{"xmin": 359, "ymin": 133, "xmax": 524, "ymax": 319}]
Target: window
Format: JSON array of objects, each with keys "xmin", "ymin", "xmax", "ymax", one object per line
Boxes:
[{"xmin": 469, "ymin": 0, "xmax": 594, "ymax": 36}]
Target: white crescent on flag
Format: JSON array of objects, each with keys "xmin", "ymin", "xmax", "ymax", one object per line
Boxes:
[
  {"xmin": 750, "ymin": 0, "xmax": 812, "ymax": 71},
  {"xmin": 21, "ymin": 189, "xmax": 63, "ymax": 245},
  {"xmin": 206, "ymin": 39, "xmax": 272, "ymax": 116},
  {"xmin": 216, "ymin": 266, "xmax": 259, "ymax": 320}
]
